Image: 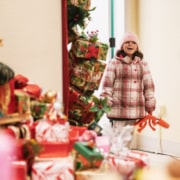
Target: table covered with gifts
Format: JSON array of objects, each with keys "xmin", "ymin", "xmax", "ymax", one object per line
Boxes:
[
  {"xmin": 0, "ymin": 97, "xmax": 150, "ymax": 180},
  {"xmin": 0, "ymin": 69, "xmax": 151, "ymax": 180}
]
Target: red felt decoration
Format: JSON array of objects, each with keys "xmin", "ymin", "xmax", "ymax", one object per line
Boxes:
[{"xmin": 134, "ymin": 113, "xmax": 170, "ymax": 132}]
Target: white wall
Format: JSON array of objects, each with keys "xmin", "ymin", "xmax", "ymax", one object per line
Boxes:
[
  {"xmin": 137, "ymin": 0, "xmax": 180, "ymax": 156},
  {"xmin": 0, "ymin": 0, "xmax": 62, "ymax": 98}
]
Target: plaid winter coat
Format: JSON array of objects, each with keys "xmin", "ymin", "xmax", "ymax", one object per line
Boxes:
[{"xmin": 101, "ymin": 55, "xmax": 156, "ymax": 120}]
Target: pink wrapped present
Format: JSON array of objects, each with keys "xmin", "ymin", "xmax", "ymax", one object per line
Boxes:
[
  {"xmin": 95, "ymin": 136, "xmax": 110, "ymax": 153},
  {"xmin": 31, "ymin": 156, "xmax": 74, "ymax": 180}
]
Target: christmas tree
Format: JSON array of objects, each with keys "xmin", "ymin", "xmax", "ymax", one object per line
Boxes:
[{"xmin": 67, "ymin": 0, "xmax": 111, "ymax": 135}]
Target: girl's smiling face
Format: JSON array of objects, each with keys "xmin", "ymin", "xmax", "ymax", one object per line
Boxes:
[{"xmin": 122, "ymin": 41, "xmax": 138, "ymax": 57}]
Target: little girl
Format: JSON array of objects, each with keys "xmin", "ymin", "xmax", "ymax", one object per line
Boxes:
[{"xmin": 101, "ymin": 32, "xmax": 156, "ymax": 149}]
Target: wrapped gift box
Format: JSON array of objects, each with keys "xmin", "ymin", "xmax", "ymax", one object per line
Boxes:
[
  {"xmin": 31, "ymin": 156, "xmax": 74, "ymax": 180},
  {"xmin": 67, "ymin": 0, "xmax": 91, "ymax": 10},
  {"xmin": 68, "ymin": 95, "xmax": 96, "ymax": 124},
  {"xmin": 69, "ymin": 87, "xmax": 81, "ymax": 110},
  {"xmin": 74, "ymin": 142, "xmax": 103, "ymax": 161},
  {"xmin": 14, "ymin": 90, "xmax": 30, "ymax": 114},
  {"xmin": 35, "ymin": 117, "xmax": 70, "ymax": 158},
  {"xmin": 107, "ymin": 151, "xmax": 149, "ymax": 180},
  {"xmin": 95, "ymin": 136, "xmax": 110, "ymax": 153},
  {"xmin": 38, "ymin": 142, "xmax": 69, "ymax": 158},
  {"xmin": 35, "ymin": 118, "xmax": 70, "ymax": 143},
  {"xmin": 30, "ymin": 100, "xmax": 50, "ymax": 120},
  {"xmin": 12, "ymin": 161, "xmax": 27, "ymax": 180},
  {"xmin": 69, "ymin": 110, "xmax": 96, "ymax": 126},
  {"xmin": 70, "ymin": 126, "xmax": 87, "ymax": 136},
  {"xmin": 70, "ymin": 60, "xmax": 106, "ymax": 93},
  {"xmin": 72, "ymin": 39, "xmax": 108, "ymax": 60},
  {"xmin": 69, "ymin": 126, "xmax": 87, "ymax": 151}
]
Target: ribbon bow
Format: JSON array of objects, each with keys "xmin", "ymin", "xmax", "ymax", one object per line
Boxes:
[{"xmin": 134, "ymin": 114, "xmax": 170, "ymax": 132}]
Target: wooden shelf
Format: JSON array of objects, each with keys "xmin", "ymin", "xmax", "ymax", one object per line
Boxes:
[{"xmin": 0, "ymin": 114, "xmax": 29, "ymax": 125}]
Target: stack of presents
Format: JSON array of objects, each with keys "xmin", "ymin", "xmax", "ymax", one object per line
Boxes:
[{"xmin": 0, "ymin": 1, "xmax": 151, "ymax": 180}]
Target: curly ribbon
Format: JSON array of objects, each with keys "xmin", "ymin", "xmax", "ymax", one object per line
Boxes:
[{"xmin": 134, "ymin": 114, "xmax": 170, "ymax": 133}]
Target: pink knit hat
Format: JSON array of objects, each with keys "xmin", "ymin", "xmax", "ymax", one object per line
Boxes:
[{"xmin": 120, "ymin": 32, "xmax": 139, "ymax": 49}]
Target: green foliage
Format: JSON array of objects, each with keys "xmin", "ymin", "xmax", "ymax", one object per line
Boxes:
[
  {"xmin": 68, "ymin": 5, "xmax": 95, "ymax": 30},
  {"xmin": 90, "ymin": 96, "xmax": 111, "ymax": 121}
]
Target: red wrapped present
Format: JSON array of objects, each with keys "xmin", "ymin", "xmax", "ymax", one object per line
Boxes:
[
  {"xmin": 11, "ymin": 161, "xmax": 27, "ymax": 180},
  {"xmin": 34, "ymin": 106, "xmax": 70, "ymax": 158},
  {"xmin": 71, "ymin": 39, "xmax": 108, "ymax": 60},
  {"xmin": 38, "ymin": 142, "xmax": 69, "ymax": 158},
  {"xmin": 31, "ymin": 156, "xmax": 74, "ymax": 180},
  {"xmin": 69, "ymin": 87, "xmax": 81, "ymax": 110},
  {"xmin": 70, "ymin": 126, "xmax": 87, "ymax": 136},
  {"xmin": 68, "ymin": 95, "xmax": 95, "ymax": 124},
  {"xmin": 69, "ymin": 126, "xmax": 88, "ymax": 151},
  {"xmin": 69, "ymin": 128, "xmax": 79, "ymax": 151},
  {"xmin": 70, "ymin": 60, "xmax": 106, "ymax": 93}
]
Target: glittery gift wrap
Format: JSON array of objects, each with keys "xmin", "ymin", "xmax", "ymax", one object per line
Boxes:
[
  {"xmin": 15, "ymin": 90, "xmax": 30, "ymax": 114},
  {"xmin": 30, "ymin": 101, "xmax": 50, "ymax": 120},
  {"xmin": 31, "ymin": 156, "xmax": 74, "ymax": 180},
  {"xmin": 72, "ymin": 39, "xmax": 108, "ymax": 60},
  {"xmin": 70, "ymin": 60, "xmax": 106, "ymax": 93},
  {"xmin": 68, "ymin": 94, "xmax": 96, "ymax": 124},
  {"xmin": 69, "ymin": 87, "xmax": 81, "ymax": 110}
]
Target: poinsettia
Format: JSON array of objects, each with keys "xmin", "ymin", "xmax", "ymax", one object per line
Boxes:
[
  {"xmin": 85, "ymin": 44, "xmax": 99, "ymax": 59},
  {"xmin": 90, "ymin": 96, "xmax": 111, "ymax": 121}
]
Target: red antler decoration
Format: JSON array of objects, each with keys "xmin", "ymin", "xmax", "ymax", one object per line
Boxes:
[{"xmin": 134, "ymin": 114, "xmax": 170, "ymax": 133}]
